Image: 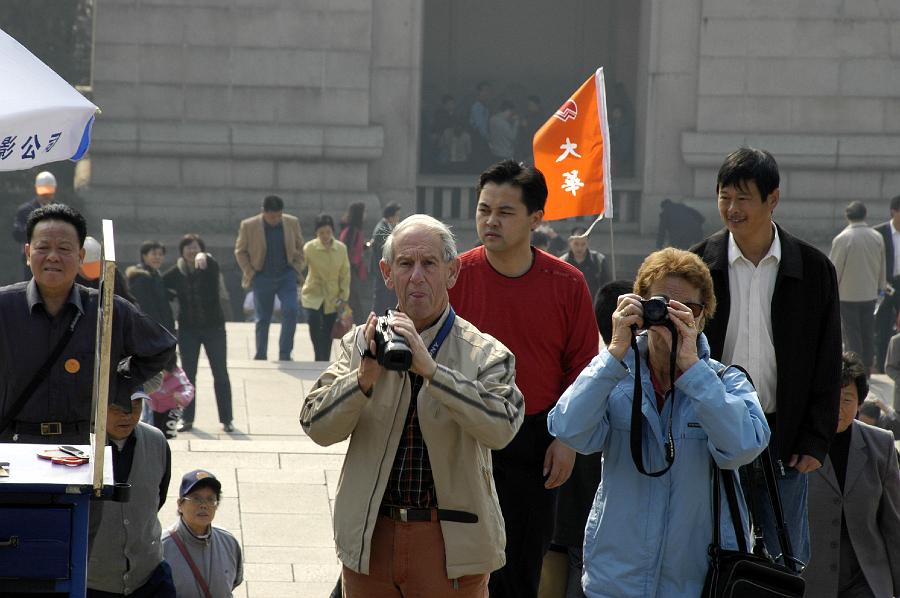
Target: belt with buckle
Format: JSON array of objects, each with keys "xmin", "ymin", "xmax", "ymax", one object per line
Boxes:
[
  {"xmin": 379, "ymin": 505, "xmax": 478, "ymax": 524},
  {"xmin": 13, "ymin": 421, "xmax": 86, "ymax": 436}
]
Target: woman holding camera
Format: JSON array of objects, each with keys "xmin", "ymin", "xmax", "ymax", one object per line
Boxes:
[{"xmin": 547, "ymin": 248, "xmax": 770, "ymax": 598}]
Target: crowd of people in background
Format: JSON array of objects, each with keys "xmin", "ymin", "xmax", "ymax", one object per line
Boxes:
[
  {"xmin": 421, "ymin": 81, "xmax": 636, "ymax": 176},
  {"xmin": 5, "ymin": 144, "xmax": 900, "ymax": 597}
]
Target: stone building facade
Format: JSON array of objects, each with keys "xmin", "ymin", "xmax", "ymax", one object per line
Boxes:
[{"xmin": 74, "ymin": 0, "xmax": 900, "ymax": 288}]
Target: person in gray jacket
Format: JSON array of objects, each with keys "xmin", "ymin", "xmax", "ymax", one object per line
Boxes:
[
  {"xmin": 805, "ymin": 352, "xmax": 900, "ymax": 598},
  {"xmin": 162, "ymin": 470, "xmax": 243, "ymax": 598},
  {"xmin": 87, "ymin": 396, "xmax": 174, "ymax": 597}
]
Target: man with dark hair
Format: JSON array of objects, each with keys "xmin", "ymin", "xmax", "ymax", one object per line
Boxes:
[
  {"xmin": 0, "ymin": 204, "xmax": 176, "ymax": 443},
  {"xmin": 449, "ymin": 160, "xmax": 599, "ymax": 598},
  {"xmin": 830, "ymin": 200, "xmax": 886, "ymax": 370},
  {"xmin": 235, "ymin": 194, "xmax": 305, "ymax": 360},
  {"xmin": 873, "ymin": 194, "xmax": 900, "ymax": 372},
  {"xmin": 369, "ymin": 201, "xmax": 402, "ymax": 315},
  {"xmin": 692, "ymin": 147, "xmax": 842, "ymax": 567}
]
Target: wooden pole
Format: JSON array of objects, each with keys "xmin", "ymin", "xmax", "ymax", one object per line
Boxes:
[{"xmin": 90, "ymin": 219, "xmax": 115, "ymax": 496}]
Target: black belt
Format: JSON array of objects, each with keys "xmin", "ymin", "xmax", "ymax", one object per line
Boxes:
[
  {"xmin": 13, "ymin": 420, "xmax": 88, "ymax": 436},
  {"xmin": 379, "ymin": 505, "xmax": 478, "ymax": 524}
]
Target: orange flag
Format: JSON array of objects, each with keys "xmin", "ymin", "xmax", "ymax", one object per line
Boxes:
[{"xmin": 532, "ymin": 67, "xmax": 612, "ymax": 221}]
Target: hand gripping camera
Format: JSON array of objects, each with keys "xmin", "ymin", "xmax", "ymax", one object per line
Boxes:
[{"xmin": 372, "ymin": 310, "xmax": 413, "ymax": 371}]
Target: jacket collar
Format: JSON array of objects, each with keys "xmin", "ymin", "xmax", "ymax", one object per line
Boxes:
[
  {"xmin": 818, "ymin": 420, "xmax": 869, "ymax": 496},
  {"xmin": 174, "ymin": 516, "xmax": 211, "ymax": 546},
  {"xmin": 705, "ymin": 223, "xmax": 803, "ymax": 281},
  {"xmin": 26, "ymin": 278, "xmax": 84, "ymax": 315}
]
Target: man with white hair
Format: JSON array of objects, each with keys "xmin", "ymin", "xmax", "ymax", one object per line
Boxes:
[
  {"xmin": 12, "ymin": 170, "xmax": 59, "ymax": 279},
  {"xmin": 302, "ymin": 214, "xmax": 524, "ymax": 597}
]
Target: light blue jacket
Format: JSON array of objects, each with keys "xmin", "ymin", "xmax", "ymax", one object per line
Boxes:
[{"xmin": 548, "ymin": 334, "xmax": 770, "ymax": 598}]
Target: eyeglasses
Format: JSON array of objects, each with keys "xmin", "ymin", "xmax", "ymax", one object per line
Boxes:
[
  {"xmin": 683, "ymin": 302, "xmax": 705, "ymax": 318},
  {"xmin": 182, "ymin": 496, "xmax": 219, "ymax": 507}
]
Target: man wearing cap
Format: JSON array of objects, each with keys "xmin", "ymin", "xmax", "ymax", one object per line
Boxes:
[
  {"xmin": 302, "ymin": 214, "xmax": 524, "ymax": 596},
  {"xmin": 76, "ymin": 236, "xmax": 137, "ymax": 304},
  {"xmin": 162, "ymin": 470, "xmax": 243, "ymax": 598},
  {"xmin": 12, "ymin": 170, "xmax": 59, "ymax": 279},
  {"xmin": 234, "ymin": 195, "xmax": 305, "ymax": 361},
  {"xmin": 0, "ymin": 204, "xmax": 176, "ymax": 444},
  {"xmin": 87, "ymin": 395, "xmax": 175, "ymax": 597}
]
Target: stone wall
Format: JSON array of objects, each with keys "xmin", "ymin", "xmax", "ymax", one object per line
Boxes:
[
  {"xmin": 88, "ymin": 0, "xmax": 397, "ymax": 239},
  {"xmin": 678, "ymin": 0, "xmax": 900, "ymax": 240},
  {"xmin": 83, "ymin": 0, "xmax": 425, "ymax": 313}
]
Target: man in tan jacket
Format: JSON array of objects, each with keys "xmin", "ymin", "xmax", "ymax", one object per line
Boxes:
[
  {"xmin": 234, "ymin": 195, "xmax": 304, "ymax": 361},
  {"xmin": 301, "ymin": 214, "xmax": 524, "ymax": 597}
]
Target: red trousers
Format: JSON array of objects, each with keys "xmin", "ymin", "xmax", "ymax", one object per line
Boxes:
[{"xmin": 342, "ymin": 515, "xmax": 489, "ymax": 597}]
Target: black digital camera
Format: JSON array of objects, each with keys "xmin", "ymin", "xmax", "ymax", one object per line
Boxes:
[
  {"xmin": 373, "ymin": 310, "xmax": 413, "ymax": 371},
  {"xmin": 640, "ymin": 295, "xmax": 670, "ymax": 328}
]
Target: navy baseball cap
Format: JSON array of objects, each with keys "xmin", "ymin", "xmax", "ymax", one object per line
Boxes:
[{"xmin": 179, "ymin": 469, "xmax": 222, "ymax": 497}]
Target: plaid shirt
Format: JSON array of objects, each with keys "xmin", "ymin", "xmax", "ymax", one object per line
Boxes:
[{"xmin": 383, "ymin": 373, "xmax": 437, "ymax": 508}]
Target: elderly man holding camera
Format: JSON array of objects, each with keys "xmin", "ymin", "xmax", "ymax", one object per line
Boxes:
[{"xmin": 301, "ymin": 214, "xmax": 524, "ymax": 597}]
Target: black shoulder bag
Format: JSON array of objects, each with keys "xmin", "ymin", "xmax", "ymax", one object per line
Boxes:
[
  {"xmin": 702, "ymin": 366, "xmax": 805, "ymax": 598},
  {"xmin": 0, "ymin": 311, "xmax": 82, "ymax": 436}
]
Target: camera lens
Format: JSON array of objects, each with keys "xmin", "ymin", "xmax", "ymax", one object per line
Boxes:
[{"xmin": 642, "ymin": 296, "xmax": 669, "ymax": 326}]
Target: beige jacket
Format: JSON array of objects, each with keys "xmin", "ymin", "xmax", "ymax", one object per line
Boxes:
[
  {"xmin": 300, "ymin": 238, "xmax": 350, "ymax": 314},
  {"xmin": 234, "ymin": 213, "xmax": 305, "ymax": 289},
  {"xmin": 300, "ymin": 306, "xmax": 524, "ymax": 579}
]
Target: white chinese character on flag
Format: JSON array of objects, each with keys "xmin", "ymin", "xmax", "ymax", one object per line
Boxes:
[
  {"xmin": 561, "ymin": 170, "xmax": 585, "ymax": 196},
  {"xmin": 556, "ymin": 137, "xmax": 582, "ymax": 163}
]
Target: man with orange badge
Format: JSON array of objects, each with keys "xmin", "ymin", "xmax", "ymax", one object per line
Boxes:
[{"xmin": 0, "ymin": 204, "xmax": 176, "ymax": 444}]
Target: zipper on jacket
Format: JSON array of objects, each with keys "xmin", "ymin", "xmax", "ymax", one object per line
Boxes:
[{"xmin": 356, "ymin": 371, "xmax": 407, "ymax": 572}]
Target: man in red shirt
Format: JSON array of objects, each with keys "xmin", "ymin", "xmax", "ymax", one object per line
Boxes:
[{"xmin": 448, "ymin": 160, "xmax": 599, "ymax": 598}]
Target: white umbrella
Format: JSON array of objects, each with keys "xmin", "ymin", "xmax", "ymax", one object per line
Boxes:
[{"xmin": 0, "ymin": 27, "xmax": 98, "ymax": 172}]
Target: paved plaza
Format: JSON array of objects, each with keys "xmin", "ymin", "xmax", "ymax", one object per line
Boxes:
[
  {"xmin": 168, "ymin": 322, "xmax": 344, "ymax": 598},
  {"xmin": 175, "ymin": 321, "xmax": 900, "ymax": 597}
]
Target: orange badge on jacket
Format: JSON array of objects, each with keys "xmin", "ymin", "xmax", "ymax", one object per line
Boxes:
[
  {"xmin": 532, "ymin": 67, "xmax": 612, "ymax": 221},
  {"xmin": 64, "ymin": 359, "xmax": 80, "ymax": 374}
]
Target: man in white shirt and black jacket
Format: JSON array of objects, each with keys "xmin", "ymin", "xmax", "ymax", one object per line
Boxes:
[{"xmin": 691, "ymin": 147, "xmax": 842, "ymax": 568}]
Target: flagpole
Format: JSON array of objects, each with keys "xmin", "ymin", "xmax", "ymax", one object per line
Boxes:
[{"xmin": 608, "ymin": 216, "xmax": 616, "ymax": 280}]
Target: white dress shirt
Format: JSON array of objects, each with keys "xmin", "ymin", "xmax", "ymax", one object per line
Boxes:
[
  {"xmin": 891, "ymin": 221, "xmax": 900, "ymax": 278},
  {"xmin": 722, "ymin": 227, "xmax": 781, "ymax": 413}
]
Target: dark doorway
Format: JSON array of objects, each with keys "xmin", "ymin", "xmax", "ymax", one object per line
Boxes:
[{"xmin": 420, "ymin": 0, "xmax": 640, "ymax": 177}]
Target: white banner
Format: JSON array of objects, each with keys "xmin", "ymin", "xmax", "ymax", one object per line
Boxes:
[{"xmin": 0, "ymin": 27, "xmax": 98, "ymax": 172}]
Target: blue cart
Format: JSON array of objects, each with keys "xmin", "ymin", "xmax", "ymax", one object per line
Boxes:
[{"xmin": 0, "ymin": 444, "xmax": 113, "ymax": 596}]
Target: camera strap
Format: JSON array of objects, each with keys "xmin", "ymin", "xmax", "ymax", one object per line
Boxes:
[
  {"xmin": 629, "ymin": 323, "xmax": 678, "ymax": 477},
  {"xmin": 427, "ymin": 307, "xmax": 456, "ymax": 358}
]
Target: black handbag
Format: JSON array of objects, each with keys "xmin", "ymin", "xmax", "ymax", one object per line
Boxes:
[{"xmin": 702, "ymin": 366, "xmax": 805, "ymax": 597}]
